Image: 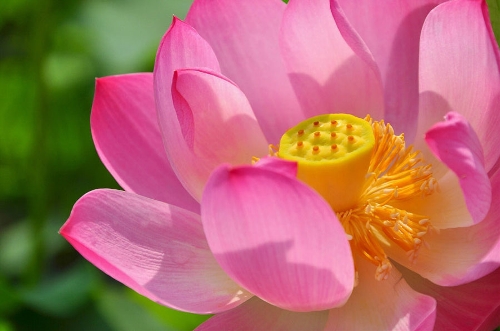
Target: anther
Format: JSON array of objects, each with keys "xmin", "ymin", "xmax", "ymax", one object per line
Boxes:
[
  {"xmin": 278, "ymin": 113, "xmax": 437, "ymax": 281},
  {"xmin": 388, "ymin": 125, "xmax": 394, "ymax": 135},
  {"xmin": 428, "ymin": 179, "xmax": 434, "ymax": 191},
  {"xmin": 419, "ymin": 219, "xmax": 429, "ymax": 225},
  {"xmin": 401, "ymin": 223, "xmax": 413, "ymax": 232},
  {"xmin": 365, "ymin": 172, "xmax": 375, "ymax": 179}
]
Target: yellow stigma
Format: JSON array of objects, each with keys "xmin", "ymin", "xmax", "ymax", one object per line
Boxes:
[
  {"xmin": 279, "ymin": 114, "xmax": 375, "ymax": 211},
  {"xmin": 277, "ymin": 114, "xmax": 437, "ymax": 281}
]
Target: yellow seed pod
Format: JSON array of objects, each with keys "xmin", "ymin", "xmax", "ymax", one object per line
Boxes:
[{"xmin": 278, "ymin": 114, "xmax": 375, "ymax": 211}]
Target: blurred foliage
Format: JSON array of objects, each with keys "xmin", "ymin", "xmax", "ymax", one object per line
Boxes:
[
  {"xmin": 0, "ymin": 0, "xmax": 209, "ymax": 329},
  {"xmin": 490, "ymin": 0, "xmax": 500, "ymax": 40},
  {"xmin": 0, "ymin": 0, "xmax": 499, "ymax": 330}
]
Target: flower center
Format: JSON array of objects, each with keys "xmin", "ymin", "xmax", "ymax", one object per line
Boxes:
[
  {"xmin": 278, "ymin": 114, "xmax": 375, "ymax": 211},
  {"xmin": 276, "ymin": 114, "xmax": 437, "ymax": 281}
]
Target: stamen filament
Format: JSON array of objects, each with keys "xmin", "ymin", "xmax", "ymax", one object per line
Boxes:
[{"xmin": 275, "ymin": 114, "xmax": 437, "ymax": 280}]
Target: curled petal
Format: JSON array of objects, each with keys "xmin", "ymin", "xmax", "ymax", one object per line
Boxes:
[
  {"xmin": 186, "ymin": 0, "xmax": 304, "ymax": 143},
  {"xmin": 254, "ymin": 157, "xmax": 298, "ymax": 179},
  {"xmin": 60, "ymin": 189, "xmax": 251, "ymax": 314},
  {"xmin": 425, "ymin": 112, "xmax": 491, "ymax": 224},
  {"xmin": 280, "ymin": 0, "xmax": 384, "ymax": 121},
  {"xmin": 170, "ymin": 68, "xmax": 269, "ymax": 199},
  {"xmin": 154, "ymin": 17, "xmax": 220, "ymax": 201},
  {"xmin": 385, "ymin": 165, "xmax": 500, "ymax": 286},
  {"xmin": 375, "ymin": 114, "xmax": 486, "ymax": 230},
  {"xmin": 201, "ymin": 164, "xmax": 354, "ymax": 312},
  {"xmin": 90, "ymin": 73, "xmax": 198, "ymax": 212},
  {"xmin": 418, "ymin": 0, "xmax": 500, "ymax": 170}
]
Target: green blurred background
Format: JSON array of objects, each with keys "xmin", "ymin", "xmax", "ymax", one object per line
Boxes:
[{"xmin": 0, "ymin": 0, "xmax": 499, "ymax": 330}]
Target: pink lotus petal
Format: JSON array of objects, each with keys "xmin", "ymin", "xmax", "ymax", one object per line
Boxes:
[
  {"xmin": 186, "ymin": 0, "xmax": 304, "ymax": 143},
  {"xmin": 154, "ymin": 17, "xmax": 220, "ymax": 201},
  {"xmin": 418, "ymin": 0, "xmax": 500, "ymax": 170},
  {"xmin": 201, "ymin": 164, "xmax": 354, "ymax": 312},
  {"xmin": 325, "ymin": 258, "xmax": 436, "ymax": 330},
  {"xmin": 335, "ymin": 0, "xmax": 447, "ymax": 140},
  {"xmin": 394, "ymin": 114, "xmax": 488, "ymax": 230},
  {"xmin": 195, "ymin": 297, "xmax": 329, "ymax": 331},
  {"xmin": 90, "ymin": 73, "xmax": 199, "ymax": 213},
  {"xmin": 280, "ymin": 0, "xmax": 384, "ymax": 121},
  {"xmin": 254, "ymin": 157, "xmax": 297, "ymax": 179},
  {"xmin": 384, "ymin": 165, "xmax": 500, "ymax": 286},
  {"xmin": 425, "ymin": 112, "xmax": 491, "ymax": 224},
  {"xmin": 65, "ymin": 1, "xmax": 500, "ymax": 329},
  {"xmin": 404, "ymin": 266, "xmax": 500, "ymax": 331},
  {"xmin": 60, "ymin": 189, "xmax": 251, "ymax": 314},
  {"xmin": 169, "ymin": 68, "xmax": 269, "ymax": 198}
]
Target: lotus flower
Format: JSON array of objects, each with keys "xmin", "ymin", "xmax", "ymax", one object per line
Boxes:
[{"xmin": 61, "ymin": 0, "xmax": 500, "ymax": 329}]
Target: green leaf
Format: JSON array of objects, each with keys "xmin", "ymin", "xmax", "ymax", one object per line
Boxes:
[
  {"xmin": 0, "ymin": 215, "xmax": 70, "ymax": 278},
  {"xmin": 80, "ymin": 0, "xmax": 192, "ymax": 75},
  {"xmin": 126, "ymin": 289, "xmax": 211, "ymax": 331},
  {"xmin": 20, "ymin": 262, "xmax": 97, "ymax": 317},
  {"xmin": 0, "ymin": 275, "xmax": 20, "ymax": 315},
  {"xmin": 0, "ymin": 319, "xmax": 14, "ymax": 331},
  {"xmin": 95, "ymin": 286, "xmax": 179, "ymax": 331},
  {"xmin": 487, "ymin": 0, "xmax": 500, "ymax": 46},
  {"xmin": 0, "ymin": 220, "xmax": 32, "ymax": 277}
]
